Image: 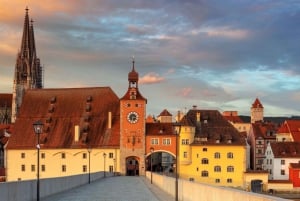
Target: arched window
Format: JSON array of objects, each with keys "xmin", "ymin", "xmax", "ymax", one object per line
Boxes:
[
  {"xmin": 227, "ymin": 166, "xmax": 234, "ymax": 172},
  {"xmin": 214, "ymin": 166, "xmax": 221, "ymax": 172},
  {"xmin": 201, "ymin": 170, "xmax": 209, "ymax": 177},
  {"xmin": 214, "ymin": 152, "xmax": 220, "ymax": 159},
  {"xmin": 227, "ymin": 152, "xmax": 233, "ymax": 158},
  {"xmin": 201, "ymin": 158, "xmax": 209, "ymax": 164}
]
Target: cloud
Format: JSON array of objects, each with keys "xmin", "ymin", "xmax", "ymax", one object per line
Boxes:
[{"xmin": 139, "ymin": 72, "xmax": 165, "ymax": 84}]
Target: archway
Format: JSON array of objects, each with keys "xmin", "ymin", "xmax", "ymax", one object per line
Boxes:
[
  {"xmin": 126, "ymin": 156, "xmax": 139, "ymax": 176},
  {"xmin": 146, "ymin": 151, "xmax": 175, "ymax": 174}
]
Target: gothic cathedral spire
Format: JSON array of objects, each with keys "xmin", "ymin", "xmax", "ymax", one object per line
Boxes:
[{"xmin": 11, "ymin": 7, "xmax": 43, "ymax": 122}]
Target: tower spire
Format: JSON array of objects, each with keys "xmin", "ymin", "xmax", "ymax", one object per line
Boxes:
[{"xmin": 11, "ymin": 7, "xmax": 43, "ymax": 122}]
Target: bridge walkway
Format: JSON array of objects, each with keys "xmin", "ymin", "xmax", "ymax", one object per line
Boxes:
[{"xmin": 43, "ymin": 176, "xmax": 174, "ymax": 201}]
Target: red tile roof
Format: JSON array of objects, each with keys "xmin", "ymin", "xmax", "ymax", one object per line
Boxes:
[
  {"xmin": 223, "ymin": 115, "xmax": 244, "ymax": 123},
  {"xmin": 0, "ymin": 94, "xmax": 12, "ymax": 107},
  {"xmin": 251, "ymin": 122, "xmax": 278, "ymax": 139},
  {"xmin": 158, "ymin": 109, "xmax": 172, "ymax": 117},
  {"xmin": 290, "ymin": 163, "xmax": 300, "ymax": 169},
  {"xmin": 185, "ymin": 110, "xmax": 245, "ymax": 145},
  {"xmin": 0, "ymin": 124, "xmax": 12, "ymax": 146},
  {"xmin": 252, "ymin": 98, "xmax": 263, "ymax": 108},
  {"xmin": 146, "ymin": 123, "xmax": 174, "ymax": 136},
  {"xmin": 7, "ymin": 87, "xmax": 120, "ymax": 149},
  {"xmin": 270, "ymin": 142, "xmax": 300, "ymax": 158},
  {"xmin": 279, "ymin": 120, "xmax": 300, "ymax": 142}
]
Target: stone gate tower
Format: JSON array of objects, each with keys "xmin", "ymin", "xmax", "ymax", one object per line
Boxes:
[{"xmin": 119, "ymin": 59, "xmax": 147, "ymax": 176}]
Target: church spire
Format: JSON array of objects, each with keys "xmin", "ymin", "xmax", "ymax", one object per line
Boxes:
[{"xmin": 11, "ymin": 7, "xmax": 43, "ymax": 122}]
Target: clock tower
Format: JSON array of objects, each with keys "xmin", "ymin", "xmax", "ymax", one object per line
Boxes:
[{"xmin": 120, "ymin": 59, "xmax": 147, "ymax": 176}]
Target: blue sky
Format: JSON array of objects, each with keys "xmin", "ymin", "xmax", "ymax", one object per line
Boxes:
[{"xmin": 0, "ymin": 0, "xmax": 300, "ymax": 117}]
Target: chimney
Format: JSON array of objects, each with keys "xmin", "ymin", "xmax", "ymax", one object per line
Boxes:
[
  {"xmin": 108, "ymin": 111, "xmax": 112, "ymax": 129},
  {"xmin": 74, "ymin": 125, "xmax": 80, "ymax": 142}
]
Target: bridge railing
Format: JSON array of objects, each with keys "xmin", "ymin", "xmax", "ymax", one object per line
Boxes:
[
  {"xmin": 145, "ymin": 171, "xmax": 288, "ymax": 201},
  {"xmin": 0, "ymin": 171, "xmax": 111, "ymax": 201}
]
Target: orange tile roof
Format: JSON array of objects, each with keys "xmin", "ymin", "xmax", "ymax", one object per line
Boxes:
[
  {"xmin": 7, "ymin": 87, "xmax": 120, "ymax": 149},
  {"xmin": 270, "ymin": 142, "xmax": 300, "ymax": 158}
]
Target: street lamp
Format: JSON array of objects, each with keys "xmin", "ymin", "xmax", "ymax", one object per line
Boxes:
[
  {"xmin": 173, "ymin": 122, "xmax": 181, "ymax": 201},
  {"xmin": 150, "ymin": 147, "xmax": 154, "ymax": 184},
  {"xmin": 103, "ymin": 153, "xmax": 107, "ymax": 178},
  {"xmin": 88, "ymin": 147, "xmax": 92, "ymax": 184},
  {"xmin": 113, "ymin": 158, "xmax": 116, "ymax": 176},
  {"xmin": 33, "ymin": 120, "xmax": 44, "ymax": 201}
]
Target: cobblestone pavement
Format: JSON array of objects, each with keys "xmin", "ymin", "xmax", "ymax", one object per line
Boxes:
[{"xmin": 42, "ymin": 176, "xmax": 174, "ymax": 201}]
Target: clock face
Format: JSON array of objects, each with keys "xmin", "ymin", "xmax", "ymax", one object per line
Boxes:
[{"xmin": 127, "ymin": 111, "xmax": 139, "ymax": 124}]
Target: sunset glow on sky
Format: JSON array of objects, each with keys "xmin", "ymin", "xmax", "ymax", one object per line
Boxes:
[{"xmin": 0, "ymin": 0, "xmax": 299, "ymax": 117}]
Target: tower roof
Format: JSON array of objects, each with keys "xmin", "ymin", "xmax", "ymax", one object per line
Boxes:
[
  {"xmin": 252, "ymin": 98, "xmax": 264, "ymax": 108},
  {"xmin": 128, "ymin": 59, "xmax": 139, "ymax": 82}
]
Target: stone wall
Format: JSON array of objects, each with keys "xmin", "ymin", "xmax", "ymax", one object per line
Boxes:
[
  {"xmin": 146, "ymin": 172, "xmax": 289, "ymax": 201},
  {"xmin": 0, "ymin": 172, "xmax": 108, "ymax": 201}
]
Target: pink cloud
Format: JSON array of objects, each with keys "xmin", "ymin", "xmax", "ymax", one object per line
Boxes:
[
  {"xmin": 139, "ymin": 72, "xmax": 165, "ymax": 84},
  {"xmin": 180, "ymin": 87, "xmax": 192, "ymax": 97}
]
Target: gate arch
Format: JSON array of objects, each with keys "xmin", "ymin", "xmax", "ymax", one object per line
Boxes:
[{"xmin": 126, "ymin": 156, "xmax": 139, "ymax": 176}]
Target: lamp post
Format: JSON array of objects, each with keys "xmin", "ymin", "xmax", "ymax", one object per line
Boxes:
[
  {"xmin": 33, "ymin": 120, "xmax": 44, "ymax": 201},
  {"xmin": 173, "ymin": 122, "xmax": 181, "ymax": 201},
  {"xmin": 103, "ymin": 153, "xmax": 107, "ymax": 178},
  {"xmin": 150, "ymin": 147, "xmax": 154, "ymax": 184},
  {"xmin": 88, "ymin": 147, "xmax": 92, "ymax": 184}
]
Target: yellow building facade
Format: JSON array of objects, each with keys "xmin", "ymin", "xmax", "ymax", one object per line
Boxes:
[{"xmin": 6, "ymin": 148, "xmax": 119, "ymax": 181}]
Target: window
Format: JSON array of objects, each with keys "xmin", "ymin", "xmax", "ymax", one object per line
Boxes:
[
  {"xmin": 183, "ymin": 152, "xmax": 188, "ymax": 158},
  {"xmin": 109, "ymin": 153, "xmax": 114, "ymax": 158},
  {"xmin": 62, "ymin": 165, "xmax": 66, "ymax": 172},
  {"xmin": 21, "ymin": 153, "xmax": 25, "ymax": 159},
  {"xmin": 83, "ymin": 153, "xmax": 87, "ymax": 159},
  {"xmin": 227, "ymin": 178, "xmax": 232, "ymax": 183},
  {"xmin": 201, "ymin": 158, "xmax": 209, "ymax": 164},
  {"xmin": 214, "ymin": 166, "xmax": 221, "ymax": 172},
  {"xmin": 21, "ymin": 164, "xmax": 25, "ymax": 172},
  {"xmin": 227, "ymin": 152, "xmax": 233, "ymax": 159},
  {"xmin": 31, "ymin": 165, "xmax": 35, "ymax": 172},
  {"xmin": 41, "ymin": 153, "xmax": 45, "ymax": 159},
  {"xmin": 41, "ymin": 165, "xmax": 45, "ymax": 172},
  {"xmin": 203, "ymin": 148, "xmax": 207, "ymax": 152},
  {"xmin": 214, "ymin": 152, "xmax": 220, "ymax": 159},
  {"xmin": 163, "ymin": 138, "xmax": 171, "ymax": 145},
  {"xmin": 281, "ymin": 169, "xmax": 285, "ymax": 175},
  {"xmin": 281, "ymin": 160, "xmax": 285, "ymax": 165},
  {"xmin": 227, "ymin": 166, "xmax": 234, "ymax": 172},
  {"xmin": 270, "ymin": 159, "xmax": 272, "ymax": 164},
  {"xmin": 83, "ymin": 165, "xmax": 87, "ymax": 172},
  {"xmin": 182, "ymin": 139, "xmax": 189, "ymax": 145},
  {"xmin": 201, "ymin": 170, "xmax": 209, "ymax": 177},
  {"xmin": 61, "ymin": 153, "xmax": 66, "ymax": 159},
  {"xmin": 109, "ymin": 165, "xmax": 113, "ymax": 172},
  {"xmin": 151, "ymin": 138, "xmax": 159, "ymax": 145},
  {"xmin": 215, "ymin": 179, "xmax": 220, "ymax": 183}
]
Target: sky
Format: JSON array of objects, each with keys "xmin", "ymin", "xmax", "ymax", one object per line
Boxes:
[{"xmin": 0, "ymin": 0, "xmax": 300, "ymax": 117}]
